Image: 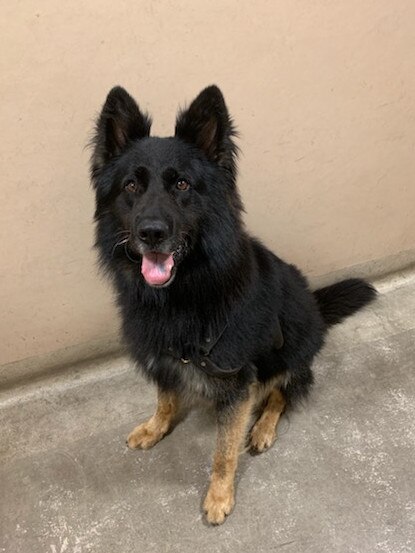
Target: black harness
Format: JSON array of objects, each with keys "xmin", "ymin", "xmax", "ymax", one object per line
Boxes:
[{"xmin": 165, "ymin": 316, "xmax": 284, "ymax": 378}]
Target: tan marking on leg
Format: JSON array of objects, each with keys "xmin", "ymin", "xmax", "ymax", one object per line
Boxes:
[
  {"xmin": 127, "ymin": 389, "xmax": 180, "ymax": 450},
  {"xmin": 204, "ymin": 393, "xmax": 254, "ymax": 525},
  {"xmin": 250, "ymin": 388, "xmax": 285, "ymax": 453}
]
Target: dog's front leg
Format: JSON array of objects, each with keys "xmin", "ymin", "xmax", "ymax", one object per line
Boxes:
[
  {"xmin": 127, "ymin": 388, "xmax": 180, "ymax": 450},
  {"xmin": 203, "ymin": 392, "xmax": 253, "ymax": 525}
]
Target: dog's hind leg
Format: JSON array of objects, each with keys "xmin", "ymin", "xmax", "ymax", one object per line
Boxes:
[
  {"xmin": 127, "ymin": 388, "xmax": 180, "ymax": 450},
  {"xmin": 203, "ymin": 393, "xmax": 254, "ymax": 525},
  {"xmin": 249, "ymin": 388, "xmax": 285, "ymax": 453}
]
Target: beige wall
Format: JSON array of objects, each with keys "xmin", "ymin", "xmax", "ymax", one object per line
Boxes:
[{"xmin": 1, "ymin": 1, "xmax": 415, "ymax": 367}]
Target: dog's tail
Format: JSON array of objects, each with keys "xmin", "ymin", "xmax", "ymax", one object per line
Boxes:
[{"xmin": 313, "ymin": 278, "xmax": 377, "ymax": 327}]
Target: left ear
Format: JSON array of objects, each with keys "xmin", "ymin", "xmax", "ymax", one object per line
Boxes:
[
  {"xmin": 175, "ymin": 85, "xmax": 238, "ymax": 179},
  {"xmin": 90, "ymin": 86, "xmax": 151, "ymax": 182}
]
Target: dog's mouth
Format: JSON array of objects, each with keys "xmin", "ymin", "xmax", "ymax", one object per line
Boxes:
[
  {"xmin": 141, "ymin": 251, "xmax": 176, "ymax": 287},
  {"xmin": 133, "ymin": 239, "xmax": 188, "ymax": 288}
]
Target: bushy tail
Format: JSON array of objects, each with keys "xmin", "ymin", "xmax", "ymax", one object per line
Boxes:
[{"xmin": 313, "ymin": 278, "xmax": 377, "ymax": 327}]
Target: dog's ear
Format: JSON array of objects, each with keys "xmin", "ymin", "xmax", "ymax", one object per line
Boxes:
[
  {"xmin": 91, "ymin": 86, "xmax": 151, "ymax": 180},
  {"xmin": 175, "ymin": 85, "xmax": 238, "ymax": 180}
]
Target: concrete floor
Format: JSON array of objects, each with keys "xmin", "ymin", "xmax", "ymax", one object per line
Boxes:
[{"xmin": 1, "ymin": 273, "xmax": 414, "ymax": 553}]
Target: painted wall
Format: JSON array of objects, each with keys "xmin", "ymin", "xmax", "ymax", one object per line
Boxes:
[{"xmin": 1, "ymin": 1, "xmax": 414, "ymax": 366}]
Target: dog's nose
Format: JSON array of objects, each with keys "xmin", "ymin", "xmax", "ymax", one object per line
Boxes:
[{"xmin": 137, "ymin": 219, "xmax": 169, "ymax": 247}]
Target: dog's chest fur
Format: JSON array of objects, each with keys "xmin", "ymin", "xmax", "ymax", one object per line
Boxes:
[{"xmin": 144, "ymin": 355, "xmax": 218, "ymax": 402}]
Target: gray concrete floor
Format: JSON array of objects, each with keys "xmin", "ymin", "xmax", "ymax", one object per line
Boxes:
[{"xmin": 1, "ymin": 273, "xmax": 414, "ymax": 553}]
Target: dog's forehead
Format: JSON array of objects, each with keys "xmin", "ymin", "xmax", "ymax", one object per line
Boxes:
[{"xmin": 127, "ymin": 137, "xmax": 193, "ymax": 169}]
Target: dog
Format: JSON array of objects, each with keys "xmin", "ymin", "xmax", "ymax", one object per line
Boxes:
[{"xmin": 90, "ymin": 85, "xmax": 376, "ymax": 524}]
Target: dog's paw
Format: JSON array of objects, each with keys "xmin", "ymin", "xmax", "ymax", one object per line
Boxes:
[
  {"xmin": 249, "ymin": 420, "xmax": 276, "ymax": 453},
  {"xmin": 203, "ymin": 486, "xmax": 235, "ymax": 525},
  {"xmin": 127, "ymin": 421, "xmax": 164, "ymax": 450}
]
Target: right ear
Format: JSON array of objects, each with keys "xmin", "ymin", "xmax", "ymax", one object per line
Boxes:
[{"xmin": 90, "ymin": 86, "xmax": 151, "ymax": 181}]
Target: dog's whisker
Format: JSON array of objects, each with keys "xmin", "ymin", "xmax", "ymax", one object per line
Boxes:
[
  {"xmin": 124, "ymin": 242, "xmax": 141, "ymax": 264},
  {"xmin": 111, "ymin": 237, "xmax": 130, "ymax": 258},
  {"xmin": 114, "ymin": 230, "xmax": 131, "ymax": 239}
]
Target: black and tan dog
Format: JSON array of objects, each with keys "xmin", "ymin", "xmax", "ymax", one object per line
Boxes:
[{"xmin": 90, "ymin": 85, "xmax": 376, "ymax": 524}]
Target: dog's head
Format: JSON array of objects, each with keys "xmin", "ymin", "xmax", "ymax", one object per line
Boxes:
[{"xmin": 91, "ymin": 85, "xmax": 240, "ymax": 288}]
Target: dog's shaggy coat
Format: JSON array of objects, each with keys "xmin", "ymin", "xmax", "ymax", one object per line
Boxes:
[{"xmin": 90, "ymin": 85, "xmax": 376, "ymax": 524}]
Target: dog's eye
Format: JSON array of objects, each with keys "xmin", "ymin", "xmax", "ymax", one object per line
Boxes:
[
  {"xmin": 124, "ymin": 180, "xmax": 137, "ymax": 193},
  {"xmin": 176, "ymin": 178, "xmax": 190, "ymax": 191}
]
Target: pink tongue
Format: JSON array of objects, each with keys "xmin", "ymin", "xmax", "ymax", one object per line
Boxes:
[{"xmin": 141, "ymin": 252, "xmax": 174, "ymax": 286}]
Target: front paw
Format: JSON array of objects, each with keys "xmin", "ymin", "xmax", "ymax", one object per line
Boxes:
[
  {"xmin": 203, "ymin": 485, "xmax": 235, "ymax": 525},
  {"xmin": 249, "ymin": 420, "xmax": 276, "ymax": 453},
  {"xmin": 127, "ymin": 420, "xmax": 165, "ymax": 450}
]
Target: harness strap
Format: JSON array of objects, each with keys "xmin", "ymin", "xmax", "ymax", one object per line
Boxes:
[{"xmin": 165, "ymin": 316, "xmax": 284, "ymax": 378}]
